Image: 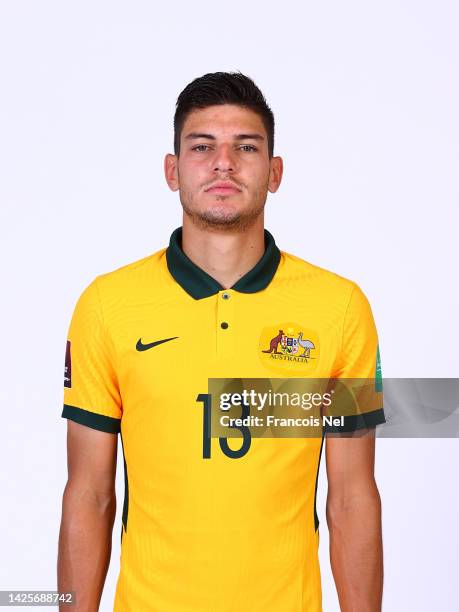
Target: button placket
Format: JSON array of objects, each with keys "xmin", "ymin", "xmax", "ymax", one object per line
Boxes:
[{"xmin": 216, "ymin": 289, "xmax": 235, "ymax": 357}]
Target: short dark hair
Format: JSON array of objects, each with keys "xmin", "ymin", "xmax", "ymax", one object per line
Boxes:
[{"xmin": 173, "ymin": 71, "xmax": 275, "ymax": 158}]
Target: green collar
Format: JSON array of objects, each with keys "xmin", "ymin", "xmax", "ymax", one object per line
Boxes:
[{"xmin": 166, "ymin": 227, "xmax": 281, "ymax": 300}]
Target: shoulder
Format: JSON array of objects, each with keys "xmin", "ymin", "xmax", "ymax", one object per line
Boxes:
[
  {"xmin": 276, "ymin": 249, "xmax": 360, "ymax": 303},
  {"xmin": 81, "ymin": 247, "xmax": 167, "ymax": 304}
]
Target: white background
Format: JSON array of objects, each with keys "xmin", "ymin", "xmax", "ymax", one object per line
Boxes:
[{"xmin": 1, "ymin": 1, "xmax": 458, "ymax": 610}]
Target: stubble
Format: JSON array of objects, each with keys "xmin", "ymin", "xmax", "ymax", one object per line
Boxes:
[{"xmin": 179, "ymin": 181, "xmax": 269, "ymax": 232}]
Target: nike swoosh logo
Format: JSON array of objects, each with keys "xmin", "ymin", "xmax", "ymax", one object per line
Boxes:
[{"xmin": 136, "ymin": 337, "xmax": 179, "ymax": 351}]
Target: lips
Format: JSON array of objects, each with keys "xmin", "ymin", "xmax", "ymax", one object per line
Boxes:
[{"xmin": 205, "ymin": 182, "xmax": 242, "ymax": 194}]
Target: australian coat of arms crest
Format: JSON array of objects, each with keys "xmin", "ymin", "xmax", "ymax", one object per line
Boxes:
[
  {"xmin": 258, "ymin": 322, "xmax": 319, "ymax": 373},
  {"xmin": 262, "ymin": 329, "xmax": 315, "ymax": 359}
]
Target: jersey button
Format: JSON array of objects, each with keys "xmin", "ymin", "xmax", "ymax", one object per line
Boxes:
[
  {"xmin": 222, "ymin": 292, "xmax": 230, "ymax": 300},
  {"xmin": 220, "ymin": 322, "xmax": 229, "ymax": 329}
]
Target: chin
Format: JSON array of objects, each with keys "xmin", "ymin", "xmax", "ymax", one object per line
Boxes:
[
  {"xmin": 198, "ymin": 201, "xmax": 241, "ymax": 218},
  {"xmin": 182, "ymin": 197, "xmax": 262, "ymax": 230},
  {"xmin": 202, "ymin": 211, "xmax": 242, "ymax": 225}
]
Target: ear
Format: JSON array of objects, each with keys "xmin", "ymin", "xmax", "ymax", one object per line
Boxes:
[
  {"xmin": 164, "ymin": 153, "xmax": 180, "ymax": 191},
  {"xmin": 268, "ymin": 156, "xmax": 283, "ymax": 193}
]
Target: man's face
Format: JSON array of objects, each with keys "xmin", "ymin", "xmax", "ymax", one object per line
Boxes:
[{"xmin": 165, "ymin": 104, "xmax": 283, "ymax": 231}]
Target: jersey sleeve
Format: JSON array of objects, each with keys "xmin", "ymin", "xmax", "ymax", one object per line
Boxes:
[
  {"xmin": 61, "ymin": 277, "xmax": 122, "ymax": 434},
  {"xmin": 329, "ymin": 283, "xmax": 385, "ymax": 432}
]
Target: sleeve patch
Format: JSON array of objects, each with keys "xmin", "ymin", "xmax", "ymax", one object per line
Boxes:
[
  {"xmin": 64, "ymin": 340, "xmax": 72, "ymax": 388},
  {"xmin": 375, "ymin": 344, "xmax": 383, "ymax": 392}
]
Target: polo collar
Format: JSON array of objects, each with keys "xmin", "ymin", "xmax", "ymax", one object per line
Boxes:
[{"xmin": 166, "ymin": 227, "xmax": 281, "ymax": 300}]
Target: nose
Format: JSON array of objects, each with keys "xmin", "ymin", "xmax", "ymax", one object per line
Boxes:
[{"xmin": 212, "ymin": 144, "xmax": 236, "ymax": 173}]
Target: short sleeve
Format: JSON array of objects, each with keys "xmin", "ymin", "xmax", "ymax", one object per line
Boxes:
[
  {"xmin": 329, "ymin": 283, "xmax": 385, "ymax": 431},
  {"xmin": 61, "ymin": 277, "xmax": 122, "ymax": 433}
]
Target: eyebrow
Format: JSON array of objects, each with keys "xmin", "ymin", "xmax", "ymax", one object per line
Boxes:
[{"xmin": 184, "ymin": 132, "xmax": 265, "ymax": 141}]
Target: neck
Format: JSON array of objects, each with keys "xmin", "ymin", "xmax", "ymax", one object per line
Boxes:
[{"xmin": 181, "ymin": 215, "xmax": 266, "ymax": 289}]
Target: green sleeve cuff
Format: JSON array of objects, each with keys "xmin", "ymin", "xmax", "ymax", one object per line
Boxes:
[
  {"xmin": 62, "ymin": 404, "xmax": 121, "ymax": 434},
  {"xmin": 324, "ymin": 407, "xmax": 386, "ymax": 433}
]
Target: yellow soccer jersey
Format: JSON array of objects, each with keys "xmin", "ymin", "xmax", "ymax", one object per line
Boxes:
[{"xmin": 62, "ymin": 227, "xmax": 385, "ymax": 612}]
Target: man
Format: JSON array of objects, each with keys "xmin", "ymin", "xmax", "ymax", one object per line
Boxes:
[{"xmin": 58, "ymin": 72, "xmax": 385, "ymax": 611}]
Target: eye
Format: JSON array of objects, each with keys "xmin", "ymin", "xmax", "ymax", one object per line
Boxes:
[
  {"xmin": 191, "ymin": 144, "xmax": 211, "ymax": 152},
  {"xmin": 239, "ymin": 144, "xmax": 257, "ymax": 152}
]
